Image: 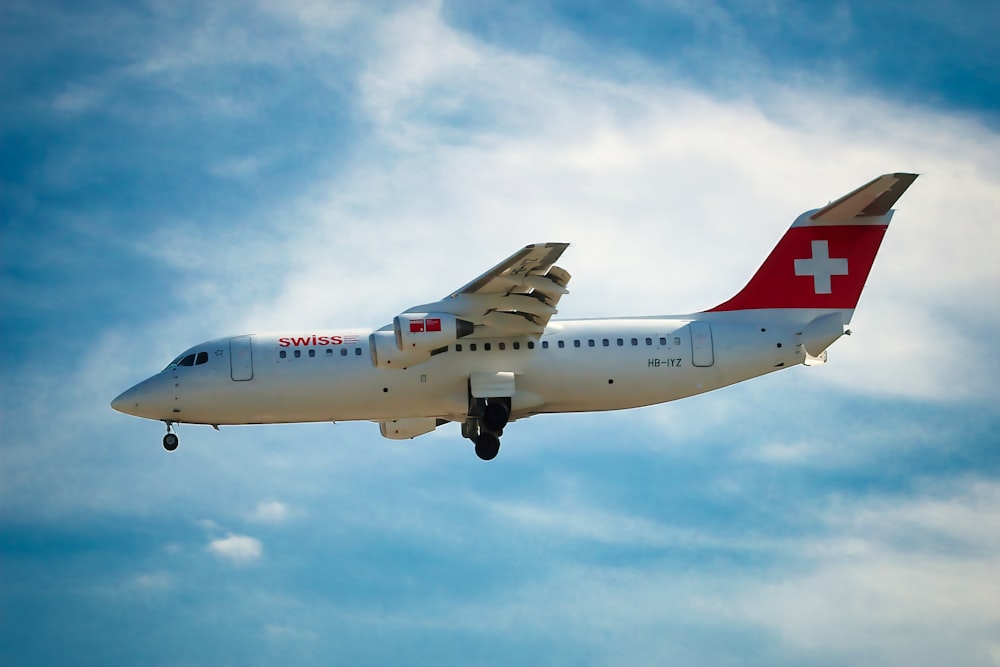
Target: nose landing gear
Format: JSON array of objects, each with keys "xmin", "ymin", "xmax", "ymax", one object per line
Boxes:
[{"xmin": 162, "ymin": 422, "xmax": 179, "ymax": 451}]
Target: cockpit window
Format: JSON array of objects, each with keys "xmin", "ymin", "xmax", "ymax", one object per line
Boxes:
[{"xmin": 165, "ymin": 351, "xmax": 208, "ymax": 370}]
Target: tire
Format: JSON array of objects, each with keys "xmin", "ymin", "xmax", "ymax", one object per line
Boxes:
[
  {"xmin": 162, "ymin": 433, "xmax": 179, "ymax": 452},
  {"xmin": 482, "ymin": 401, "xmax": 510, "ymax": 432},
  {"xmin": 474, "ymin": 432, "xmax": 501, "ymax": 461}
]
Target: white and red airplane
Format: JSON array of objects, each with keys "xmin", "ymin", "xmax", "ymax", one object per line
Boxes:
[{"xmin": 112, "ymin": 173, "xmax": 917, "ymax": 460}]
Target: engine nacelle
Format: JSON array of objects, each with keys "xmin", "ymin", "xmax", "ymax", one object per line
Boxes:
[
  {"xmin": 379, "ymin": 418, "xmax": 440, "ymax": 440},
  {"xmin": 394, "ymin": 312, "xmax": 474, "ymax": 351},
  {"xmin": 369, "ymin": 330, "xmax": 431, "ymax": 369}
]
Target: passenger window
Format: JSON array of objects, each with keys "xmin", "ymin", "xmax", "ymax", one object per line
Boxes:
[
  {"xmin": 280, "ymin": 350, "xmax": 287, "ymax": 359},
  {"xmin": 588, "ymin": 339, "xmax": 595, "ymax": 347},
  {"xmin": 527, "ymin": 341, "xmax": 535, "ymax": 349},
  {"xmin": 470, "ymin": 344, "xmax": 477, "ymax": 351},
  {"xmin": 631, "ymin": 337, "xmax": 638, "ymax": 346},
  {"xmin": 499, "ymin": 342, "xmax": 506, "ymax": 350},
  {"xmin": 455, "ymin": 344, "xmax": 462, "ymax": 352},
  {"xmin": 294, "ymin": 350, "xmax": 301, "ymax": 358},
  {"xmin": 574, "ymin": 340, "xmax": 581, "ymax": 348},
  {"xmin": 355, "ymin": 348, "xmax": 362, "ymax": 356},
  {"xmin": 602, "ymin": 339, "xmax": 609, "ymax": 347},
  {"xmin": 309, "ymin": 349, "xmax": 316, "ymax": 358},
  {"xmin": 674, "ymin": 337, "xmax": 681, "ymax": 345},
  {"xmin": 616, "ymin": 338, "xmax": 623, "ymax": 346},
  {"xmin": 195, "ymin": 351, "xmax": 208, "ymax": 365},
  {"xmin": 179, "ymin": 354, "xmax": 196, "ymax": 367},
  {"xmin": 484, "ymin": 343, "xmax": 492, "ymax": 351},
  {"xmin": 645, "ymin": 337, "xmax": 652, "ymax": 346},
  {"xmin": 340, "ymin": 348, "xmax": 347, "ymax": 357},
  {"xmin": 513, "ymin": 342, "xmax": 520, "ymax": 350},
  {"xmin": 558, "ymin": 340, "xmax": 565, "ymax": 349},
  {"xmin": 542, "ymin": 341, "xmax": 549, "ymax": 349},
  {"xmin": 659, "ymin": 337, "xmax": 667, "ymax": 345},
  {"xmin": 326, "ymin": 349, "xmax": 333, "ymax": 356}
]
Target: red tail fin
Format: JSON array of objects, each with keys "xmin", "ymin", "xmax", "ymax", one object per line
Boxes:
[{"xmin": 707, "ymin": 173, "xmax": 917, "ymax": 313}]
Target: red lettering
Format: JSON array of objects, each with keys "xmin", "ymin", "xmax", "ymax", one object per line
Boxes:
[
  {"xmin": 279, "ymin": 334, "xmax": 350, "ymax": 347},
  {"xmin": 410, "ymin": 320, "xmax": 425, "ymax": 333},
  {"xmin": 425, "ymin": 318, "xmax": 441, "ymax": 332}
]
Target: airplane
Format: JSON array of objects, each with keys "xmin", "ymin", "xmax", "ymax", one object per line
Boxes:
[{"xmin": 112, "ymin": 172, "xmax": 918, "ymax": 460}]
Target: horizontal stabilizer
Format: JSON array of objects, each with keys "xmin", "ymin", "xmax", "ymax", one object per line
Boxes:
[{"xmin": 809, "ymin": 173, "xmax": 918, "ymax": 223}]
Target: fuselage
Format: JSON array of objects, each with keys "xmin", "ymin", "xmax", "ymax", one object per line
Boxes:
[
  {"xmin": 111, "ymin": 309, "xmax": 841, "ymax": 428},
  {"xmin": 111, "ymin": 173, "xmax": 917, "ymax": 458}
]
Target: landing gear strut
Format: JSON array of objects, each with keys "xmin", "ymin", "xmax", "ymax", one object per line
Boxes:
[
  {"xmin": 162, "ymin": 422, "xmax": 179, "ymax": 452},
  {"xmin": 466, "ymin": 396, "xmax": 510, "ymax": 461}
]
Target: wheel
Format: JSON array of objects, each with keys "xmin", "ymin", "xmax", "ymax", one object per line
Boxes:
[
  {"xmin": 162, "ymin": 432, "xmax": 179, "ymax": 451},
  {"xmin": 482, "ymin": 401, "xmax": 510, "ymax": 432},
  {"xmin": 474, "ymin": 432, "xmax": 501, "ymax": 461}
]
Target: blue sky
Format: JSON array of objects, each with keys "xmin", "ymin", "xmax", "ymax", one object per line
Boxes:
[{"xmin": 2, "ymin": 1, "xmax": 999, "ymax": 665}]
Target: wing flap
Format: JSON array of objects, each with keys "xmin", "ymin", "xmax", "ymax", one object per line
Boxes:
[{"xmin": 402, "ymin": 243, "xmax": 571, "ymax": 337}]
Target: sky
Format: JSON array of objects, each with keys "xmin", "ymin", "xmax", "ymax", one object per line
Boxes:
[{"xmin": 1, "ymin": 0, "xmax": 999, "ymax": 665}]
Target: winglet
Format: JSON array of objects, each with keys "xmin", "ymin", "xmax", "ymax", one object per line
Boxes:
[{"xmin": 808, "ymin": 173, "xmax": 918, "ymax": 223}]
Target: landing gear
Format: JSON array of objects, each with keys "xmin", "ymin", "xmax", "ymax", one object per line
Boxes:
[
  {"xmin": 162, "ymin": 422, "xmax": 179, "ymax": 452},
  {"xmin": 474, "ymin": 432, "xmax": 501, "ymax": 461},
  {"xmin": 482, "ymin": 401, "xmax": 510, "ymax": 433},
  {"xmin": 466, "ymin": 395, "xmax": 510, "ymax": 461}
]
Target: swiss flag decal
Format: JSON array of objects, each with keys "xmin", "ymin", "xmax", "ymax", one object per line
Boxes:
[
  {"xmin": 409, "ymin": 320, "xmax": 425, "ymax": 333},
  {"xmin": 708, "ymin": 224, "xmax": 888, "ymax": 311},
  {"xmin": 425, "ymin": 318, "xmax": 442, "ymax": 332}
]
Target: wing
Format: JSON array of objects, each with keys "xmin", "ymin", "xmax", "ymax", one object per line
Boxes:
[{"xmin": 404, "ymin": 243, "xmax": 572, "ymax": 336}]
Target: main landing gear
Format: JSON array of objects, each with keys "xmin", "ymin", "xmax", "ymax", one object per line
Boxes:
[
  {"xmin": 464, "ymin": 397, "xmax": 510, "ymax": 461},
  {"xmin": 162, "ymin": 422, "xmax": 179, "ymax": 452}
]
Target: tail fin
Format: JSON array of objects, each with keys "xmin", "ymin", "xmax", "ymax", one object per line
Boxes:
[{"xmin": 707, "ymin": 173, "xmax": 917, "ymax": 318}]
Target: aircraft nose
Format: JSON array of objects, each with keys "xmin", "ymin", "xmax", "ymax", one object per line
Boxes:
[{"xmin": 111, "ymin": 385, "xmax": 143, "ymax": 416}]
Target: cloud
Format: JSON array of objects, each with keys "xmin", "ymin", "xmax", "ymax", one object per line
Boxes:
[
  {"xmin": 723, "ymin": 480, "xmax": 1000, "ymax": 665},
  {"xmin": 249, "ymin": 500, "xmax": 290, "ymax": 523},
  {"xmin": 208, "ymin": 533, "xmax": 263, "ymax": 564}
]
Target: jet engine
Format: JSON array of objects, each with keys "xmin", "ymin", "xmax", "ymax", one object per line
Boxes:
[
  {"xmin": 369, "ymin": 312, "xmax": 475, "ymax": 370},
  {"xmin": 394, "ymin": 313, "xmax": 475, "ymax": 351}
]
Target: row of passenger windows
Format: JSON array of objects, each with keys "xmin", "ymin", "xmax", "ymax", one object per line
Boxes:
[
  {"xmin": 277, "ymin": 336, "xmax": 684, "ymax": 360},
  {"xmin": 455, "ymin": 336, "xmax": 682, "ymax": 352},
  {"xmin": 279, "ymin": 347, "xmax": 364, "ymax": 359}
]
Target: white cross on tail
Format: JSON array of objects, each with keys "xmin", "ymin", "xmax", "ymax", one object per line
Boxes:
[{"xmin": 794, "ymin": 240, "xmax": 848, "ymax": 294}]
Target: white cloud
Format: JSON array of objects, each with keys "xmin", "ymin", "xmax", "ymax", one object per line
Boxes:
[
  {"xmin": 249, "ymin": 500, "xmax": 290, "ymax": 523},
  {"xmin": 407, "ymin": 479, "xmax": 1000, "ymax": 666},
  {"xmin": 726, "ymin": 481, "xmax": 1000, "ymax": 665},
  {"xmin": 208, "ymin": 533, "xmax": 263, "ymax": 564}
]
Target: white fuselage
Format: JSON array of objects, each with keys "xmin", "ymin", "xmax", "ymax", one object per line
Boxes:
[
  {"xmin": 110, "ymin": 172, "xmax": 916, "ymax": 457},
  {"xmin": 113, "ymin": 309, "xmax": 841, "ymax": 428}
]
